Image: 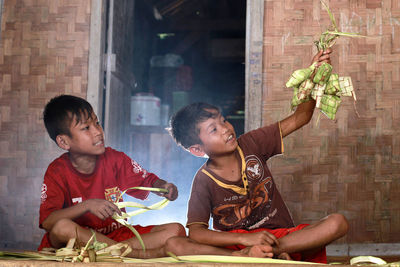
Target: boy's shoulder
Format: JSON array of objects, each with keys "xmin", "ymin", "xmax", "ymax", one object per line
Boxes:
[
  {"xmin": 193, "ymin": 162, "xmax": 207, "ymax": 177},
  {"xmin": 47, "ymin": 152, "xmax": 69, "ymax": 169},
  {"xmin": 238, "ymin": 122, "xmax": 279, "ymax": 144},
  {"xmin": 102, "ymin": 147, "xmax": 134, "ymax": 161},
  {"xmin": 240, "ymin": 122, "xmax": 279, "ymax": 137},
  {"xmin": 103, "ymin": 146, "xmax": 120, "ymax": 156},
  {"xmin": 236, "ymin": 122, "xmax": 282, "ymax": 160},
  {"xmin": 192, "ymin": 163, "xmax": 213, "ymax": 183},
  {"xmin": 46, "ymin": 147, "xmax": 125, "ymax": 170}
]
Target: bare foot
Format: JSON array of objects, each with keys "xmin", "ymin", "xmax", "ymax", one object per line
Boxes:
[
  {"xmin": 277, "ymin": 252, "xmax": 292, "ymax": 260},
  {"xmin": 232, "ymin": 245, "xmax": 273, "ymax": 258}
]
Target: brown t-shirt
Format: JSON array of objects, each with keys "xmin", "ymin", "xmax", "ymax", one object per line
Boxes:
[{"xmin": 187, "ymin": 122, "xmax": 295, "ymax": 231}]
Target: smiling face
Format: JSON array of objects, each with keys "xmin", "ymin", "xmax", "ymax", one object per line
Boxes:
[
  {"xmin": 195, "ymin": 110, "xmax": 238, "ymax": 157},
  {"xmin": 58, "ymin": 111, "xmax": 105, "ymax": 156}
]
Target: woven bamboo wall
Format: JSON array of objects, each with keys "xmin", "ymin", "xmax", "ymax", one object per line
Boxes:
[
  {"xmin": 262, "ymin": 0, "xmax": 400, "ymax": 243},
  {"xmin": 0, "ymin": 0, "xmax": 91, "ymax": 249}
]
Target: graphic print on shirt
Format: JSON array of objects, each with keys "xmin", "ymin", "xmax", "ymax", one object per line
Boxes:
[
  {"xmin": 245, "ymin": 156, "xmax": 264, "ymax": 180},
  {"xmin": 41, "ymin": 183, "xmax": 47, "ymax": 203},
  {"xmin": 97, "ymin": 221, "xmax": 123, "ymax": 234},
  {"xmin": 72, "ymin": 197, "xmax": 82, "ymax": 204},
  {"xmin": 212, "ymin": 176, "xmax": 272, "ymax": 228},
  {"xmin": 131, "ymin": 159, "xmax": 148, "ymax": 178},
  {"xmin": 104, "ymin": 187, "xmax": 121, "ymax": 203}
]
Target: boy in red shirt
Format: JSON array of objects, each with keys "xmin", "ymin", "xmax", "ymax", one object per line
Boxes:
[
  {"xmin": 167, "ymin": 49, "xmax": 349, "ymax": 262},
  {"xmin": 39, "ymin": 95, "xmax": 184, "ymax": 258}
]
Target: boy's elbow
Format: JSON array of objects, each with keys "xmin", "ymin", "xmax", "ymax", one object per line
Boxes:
[{"xmin": 304, "ymin": 112, "xmax": 313, "ymax": 125}]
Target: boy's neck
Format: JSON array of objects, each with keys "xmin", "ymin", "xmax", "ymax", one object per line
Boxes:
[
  {"xmin": 68, "ymin": 153, "xmax": 98, "ymax": 175},
  {"xmin": 207, "ymin": 149, "xmax": 241, "ymax": 182}
]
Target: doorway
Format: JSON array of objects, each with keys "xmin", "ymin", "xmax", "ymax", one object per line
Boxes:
[{"xmin": 125, "ymin": 0, "xmax": 246, "ymax": 135}]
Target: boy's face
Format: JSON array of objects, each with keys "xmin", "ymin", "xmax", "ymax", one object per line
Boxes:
[
  {"xmin": 194, "ymin": 110, "xmax": 237, "ymax": 157},
  {"xmin": 59, "ymin": 112, "xmax": 105, "ymax": 156}
]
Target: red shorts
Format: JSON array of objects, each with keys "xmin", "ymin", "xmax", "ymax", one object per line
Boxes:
[
  {"xmin": 226, "ymin": 224, "xmax": 327, "ymax": 264},
  {"xmin": 38, "ymin": 224, "xmax": 154, "ymax": 251}
]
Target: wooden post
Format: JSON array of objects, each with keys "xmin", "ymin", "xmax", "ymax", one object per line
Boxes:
[
  {"xmin": 245, "ymin": 0, "xmax": 264, "ymax": 132},
  {"xmin": 87, "ymin": 0, "xmax": 106, "ymax": 123}
]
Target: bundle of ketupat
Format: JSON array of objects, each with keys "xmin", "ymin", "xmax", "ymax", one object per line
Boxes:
[
  {"xmin": 54, "ymin": 230, "xmax": 132, "ymax": 262},
  {"xmin": 22, "ymin": 231, "xmax": 132, "ymax": 262},
  {"xmin": 287, "ymin": 62, "xmax": 356, "ymax": 120},
  {"xmin": 286, "ymin": 0, "xmax": 362, "ymax": 120}
]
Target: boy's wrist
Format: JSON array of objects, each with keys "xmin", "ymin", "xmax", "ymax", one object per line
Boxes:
[
  {"xmin": 152, "ymin": 178, "xmax": 166, "ymax": 188},
  {"xmin": 80, "ymin": 199, "xmax": 90, "ymax": 213}
]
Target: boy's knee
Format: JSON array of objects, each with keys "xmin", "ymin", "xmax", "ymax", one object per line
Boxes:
[
  {"xmin": 153, "ymin": 222, "xmax": 186, "ymax": 241},
  {"xmin": 327, "ymin": 213, "xmax": 349, "ymax": 237},
  {"xmin": 172, "ymin": 223, "xmax": 187, "ymax": 237},
  {"xmin": 50, "ymin": 218, "xmax": 78, "ymax": 239},
  {"xmin": 162, "ymin": 223, "xmax": 186, "ymax": 238}
]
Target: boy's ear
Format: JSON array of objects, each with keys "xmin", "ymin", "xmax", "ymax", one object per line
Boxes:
[
  {"xmin": 188, "ymin": 144, "xmax": 206, "ymax": 157},
  {"xmin": 56, "ymin": 135, "xmax": 70, "ymax": 150}
]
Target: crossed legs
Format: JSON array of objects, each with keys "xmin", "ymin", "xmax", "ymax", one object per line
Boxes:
[{"xmin": 48, "ymin": 219, "xmax": 186, "ymax": 258}]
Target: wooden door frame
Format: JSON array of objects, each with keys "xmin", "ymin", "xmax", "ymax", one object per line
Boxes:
[
  {"xmin": 245, "ymin": 0, "xmax": 264, "ymax": 132},
  {"xmin": 87, "ymin": 0, "xmax": 107, "ymax": 124}
]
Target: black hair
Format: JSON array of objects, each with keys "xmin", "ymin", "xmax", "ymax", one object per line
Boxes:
[
  {"xmin": 43, "ymin": 95, "xmax": 94, "ymax": 143},
  {"xmin": 168, "ymin": 102, "xmax": 220, "ymax": 149}
]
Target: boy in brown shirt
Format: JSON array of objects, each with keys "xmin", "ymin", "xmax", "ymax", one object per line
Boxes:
[{"xmin": 166, "ymin": 49, "xmax": 349, "ymax": 262}]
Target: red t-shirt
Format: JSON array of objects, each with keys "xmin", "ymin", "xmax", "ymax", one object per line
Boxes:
[
  {"xmin": 39, "ymin": 147, "xmax": 159, "ymax": 236},
  {"xmin": 187, "ymin": 122, "xmax": 295, "ymax": 231}
]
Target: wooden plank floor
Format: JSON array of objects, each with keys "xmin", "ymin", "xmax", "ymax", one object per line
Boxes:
[
  {"xmin": 0, "ymin": 261, "xmax": 324, "ymax": 267},
  {"xmin": 1, "ymin": 256, "xmax": 400, "ymax": 267}
]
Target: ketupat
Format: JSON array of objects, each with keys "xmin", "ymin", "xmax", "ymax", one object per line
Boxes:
[
  {"xmin": 325, "ymin": 73, "xmax": 340, "ymax": 95},
  {"xmin": 286, "ymin": 0, "xmax": 361, "ymax": 120},
  {"xmin": 311, "ymin": 83, "xmax": 326, "ymax": 109},
  {"xmin": 313, "ymin": 62, "xmax": 332, "ymax": 85},
  {"xmin": 320, "ymin": 95, "xmax": 341, "ymax": 120},
  {"xmin": 286, "ymin": 63, "xmax": 316, "ymax": 88},
  {"xmin": 297, "ymin": 79, "xmax": 315, "ymax": 101},
  {"xmin": 338, "ymin": 76, "xmax": 356, "ymax": 99}
]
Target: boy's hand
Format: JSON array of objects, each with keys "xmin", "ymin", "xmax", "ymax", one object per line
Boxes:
[
  {"xmin": 311, "ymin": 48, "xmax": 332, "ymax": 67},
  {"xmin": 240, "ymin": 231, "xmax": 279, "ymax": 247},
  {"xmin": 153, "ymin": 179, "xmax": 179, "ymax": 201},
  {"xmin": 160, "ymin": 182, "xmax": 178, "ymax": 201},
  {"xmin": 84, "ymin": 199, "xmax": 121, "ymax": 220}
]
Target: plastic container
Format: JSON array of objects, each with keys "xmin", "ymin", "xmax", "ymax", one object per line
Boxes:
[{"xmin": 130, "ymin": 95, "xmax": 161, "ymax": 126}]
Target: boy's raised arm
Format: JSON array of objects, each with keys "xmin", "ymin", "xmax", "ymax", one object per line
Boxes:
[{"xmin": 279, "ymin": 99, "xmax": 316, "ymax": 137}]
